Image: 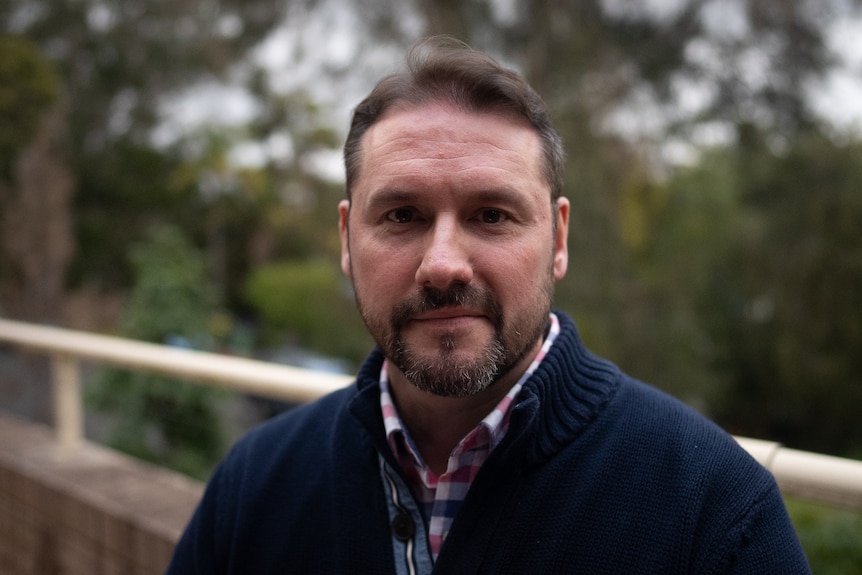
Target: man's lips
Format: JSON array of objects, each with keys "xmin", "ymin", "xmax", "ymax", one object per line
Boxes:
[
  {"xmin": 411, "ymin": 308, "xmax": 486, "ymax": 322},
  {"xmin": 404, "ymin": 309, "xmax": 488, "ymax": 332}
]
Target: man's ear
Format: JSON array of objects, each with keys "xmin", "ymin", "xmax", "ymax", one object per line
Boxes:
[
  {"xmin": 338, "ymin": 200, "xmax": 351, "ymax": 277},
  {"xmin": 553, "ymin": 197, "xmax": 570, "ymax": 281}
]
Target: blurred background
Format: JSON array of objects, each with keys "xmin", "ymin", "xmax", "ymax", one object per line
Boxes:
[{"xmin": 1, "ymin": 0, "xmax": 862, "ymax": 568}]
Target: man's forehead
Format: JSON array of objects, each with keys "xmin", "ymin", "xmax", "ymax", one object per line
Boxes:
[
  {"xmin": 375, "ymin": 100, "xmax": 534, "ymax": 134},
  {"xmin": 361, "ymin": 103, "xmax": 540, "ymax": 161}
]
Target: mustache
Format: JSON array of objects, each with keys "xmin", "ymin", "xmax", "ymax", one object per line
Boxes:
[{"xmin": 391, "ymin": 284, "xmax": 502, "ymax": 329}]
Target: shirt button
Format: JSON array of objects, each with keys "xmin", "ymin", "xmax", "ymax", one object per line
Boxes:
[{"xmin": 391, "ymin": 512, "xmax": 415, "ymax": 541}]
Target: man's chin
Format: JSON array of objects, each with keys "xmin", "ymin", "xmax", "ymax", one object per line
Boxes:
[
  {"xmin": 406, "ymin": 373, "xmax": 495, "ymax": 398},
  {"xmin": 400, "ymin": 322, "xmax": 495, "ymax": 353},
  {"xmin": 396, "ymin": 346, "xmax": 505, "ymax": 398}
]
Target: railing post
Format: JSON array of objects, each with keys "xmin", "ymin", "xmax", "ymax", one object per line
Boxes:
[{"xmin": 51, "ymin": 353, "xmax": 83, "ymax": 448}]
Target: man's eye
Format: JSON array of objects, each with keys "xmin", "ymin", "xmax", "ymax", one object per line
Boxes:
[
  {"xmin": 387, "ymin": 208, "xmax": 415, "ymax": 223},
  {"xmin": 480, "ymin": 209, "xmax": 505, "ymax": 224}
]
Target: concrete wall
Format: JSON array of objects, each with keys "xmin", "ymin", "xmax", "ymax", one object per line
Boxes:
[{"xmin": 0, "ymin": 413, "xmax": 203, "ymax": 574}]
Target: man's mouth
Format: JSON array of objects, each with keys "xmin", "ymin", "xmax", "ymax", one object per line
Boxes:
[{"xmin": 412, "ymin": 307, "xmax": 485, "ymax": 322}]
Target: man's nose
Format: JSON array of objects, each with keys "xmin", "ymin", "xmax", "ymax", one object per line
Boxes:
[{"xmin": 415, "ymin": 217, "xmax": 474, "ymax": 290}]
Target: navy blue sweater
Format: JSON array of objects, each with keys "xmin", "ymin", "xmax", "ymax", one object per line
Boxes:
[{"xmin": 167, "ymin": 311, "xmax": 810, "ymax": 574}]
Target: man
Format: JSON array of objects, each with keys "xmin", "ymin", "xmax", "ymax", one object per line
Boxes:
[{"xmin": 167, "ymin": 37, "xmax": 810, "ymax": 574}]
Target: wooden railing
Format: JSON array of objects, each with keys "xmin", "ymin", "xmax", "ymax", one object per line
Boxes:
[{"xmin": 1, "ymin": 317, "xmax": 860, "ymax": 511}]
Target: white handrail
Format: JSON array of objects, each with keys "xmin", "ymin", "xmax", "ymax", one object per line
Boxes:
[
  {"xmin": 0, "ymin": 317, "xmax": 351, "ymax": 448},
  {"xmin": 734, "ymin": 437, "xmax": 862, "ymax": 510},
  {"xmin": 0, "ymin": 317, "xmax": 352, "ymax": 399},
  {"xmin": 1, "ymin": 317, "xmax": 861, "ymax": 511}
]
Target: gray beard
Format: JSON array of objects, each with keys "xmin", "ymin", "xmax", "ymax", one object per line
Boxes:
[
  {"xmin": 377, "ymin": 283, "xmax": 547, "ymax": 398},
  {"xmin": 391, "ymin": 329, "xmax": 507, "ymax": 397}
]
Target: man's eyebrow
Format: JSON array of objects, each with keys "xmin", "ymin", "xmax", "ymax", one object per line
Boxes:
[
  {"xmin": 472, "ymin": 188, "xmax": 531, "ymax": 206},
  {"xmin": 364, "ymin": 188, "xmax": 418, "ymax": 212}
]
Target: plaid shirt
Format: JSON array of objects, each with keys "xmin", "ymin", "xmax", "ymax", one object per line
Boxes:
[{"xmin": 380, "ymin": 313, "xmax": 560, "ymax": 561}]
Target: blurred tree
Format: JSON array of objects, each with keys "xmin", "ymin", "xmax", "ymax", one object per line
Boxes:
[
  {"xmin": 0, "ymin": 106, "xmax": 75, "ymax": 322},
  {"xmin": 0, "ymin": 0, "xmax": 288, "ymax": 149},
  {"xmin": 163, "ymin": 84, "xmax": 346, "ymax": 316},
  {"xmin": 226, "ymin": 84, "xmax": 346, "ymax": 306},
  {"xmin": 70, "ymin": 140, "xmax": 205, "ymax": 289},
  {"xmin": 0, "ymin": 35, "xmax": 59, "ymax": 178},
  {"xmin": 243, "ymin": 259, "xmax": 372, "ymax": 365},
  {"xmin": 787, "ymin": 498, "xmax": 862, "ymax": 575},
  {"xmin": 635, "ymin": 148, "xmax": 744, "ymax": 406},
  {"xmin": 0, "ymin": 0, "xmax": 289, "ymax": 303},
  {"xmin": 701, "ymin": 130, "xmax": 862, "ymax": 457},
  {"xmin": 0, "ymin": 36, "xmax": 73, "ymax": 322},
  {"xmin": 87, "ymin": 224, "xmax": 226, "ymax": 479}
]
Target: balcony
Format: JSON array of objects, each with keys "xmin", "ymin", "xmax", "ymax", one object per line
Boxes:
[{"xmin": 1, "ymin": 317, "xmax": 860, "ymax": 573}]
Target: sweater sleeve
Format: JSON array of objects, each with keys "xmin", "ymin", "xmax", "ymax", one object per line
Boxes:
[
  {"xmin": 705, "ymin": 480, "xmax": 811, "ymax": 575},
  {"xmin": 165, "ymin": 460, "xmax": 229, "ymax": 575}
]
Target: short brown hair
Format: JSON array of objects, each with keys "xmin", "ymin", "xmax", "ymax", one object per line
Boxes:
[{"xmin": 343, "ymin": 36, "xmax": 565, "ymax": 200}]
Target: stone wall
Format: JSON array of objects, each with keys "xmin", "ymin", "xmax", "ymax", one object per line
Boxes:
[{"xmin": 0, "ymin": 413, "xmax": 202, "ymax": 574}]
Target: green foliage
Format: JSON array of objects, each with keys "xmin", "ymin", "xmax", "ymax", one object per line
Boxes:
[
  {"xmin": 2, "ymin": 0, "xmax": 289, "ymax": 295},
  {"xmin": 698, "ymin": 131, "xmax": 862, "ymax": 457},
  {"xmin": 619, "ymin": 149, "xmax": 743, "ymax": 405},
  {"xmin": 244, "ymin": 260, "xmax": 335, "ymax": 333},
  {"xmin": 2, "ymin": 0, "xmax": 289, "ymax": 149},
  {"xmin": 71, "ymin": 141, "xmax": 205, "ymax": 289},
  {"xmin": 243, "ymin": 259, "xmax": 372, "ymax": 365},
  {"xmin": 566, "ymin": 124, "xmax": 862, "ymax": 462},
  {"xmin": 786, "ymin": 498, "xmax": 862, "ymax": 574},
  {"xmin": 0, "ymin": 35, "xmax": 59, "ymax": 179},
  {"xmin": 120, "ymin": 225, "xmax": 216, "ymax": 341},
  {"xmin": 88, "ymin": 370, "xmax": 225, "ymax": 480},
  {"xmin": 87, "ymin": 224, "xmax": 226, "ymax": 479}
]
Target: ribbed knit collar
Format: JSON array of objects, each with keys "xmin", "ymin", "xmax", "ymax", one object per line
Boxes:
[
  {"xmin": 348, "ymin": 310, "xmax": 621, "ymax": 468},
  {"xmin": 510, "ymin": 310, "xmax": 620, "ymax": 465}
]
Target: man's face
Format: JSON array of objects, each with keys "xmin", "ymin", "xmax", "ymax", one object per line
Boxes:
[{"xmin": 339, "ymin": 103, "xmax": 569, "ymax": 397}]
